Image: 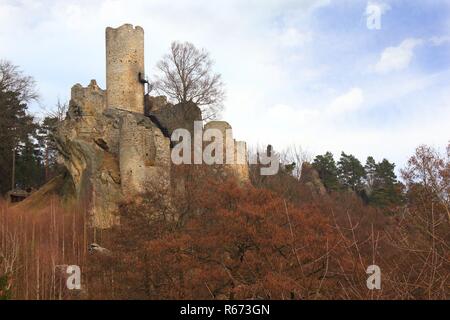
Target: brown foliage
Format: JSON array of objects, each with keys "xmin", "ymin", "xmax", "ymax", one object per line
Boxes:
[
  {"xmin": 99, "ymin": 181, "xmax": 368, "ymax": 299},
  {"xmin": 1, "ymin": 143, "xmax": 449, "ymax": 300}
]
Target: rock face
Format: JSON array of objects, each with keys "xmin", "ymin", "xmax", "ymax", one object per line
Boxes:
[
  {"xmin": 55, "ymin": 80, "xmax": 172, "ymax": 228},
  {"xmin": 119, "ymin": 112, "xmax": 171, "ymax": 196},
  {"xmin": 299, "ymin": 162, "xmax": 327, "ymax": 196},
  {"xmin": 54, "ymin": 24, "xmax": 250, "ymax": 229}
]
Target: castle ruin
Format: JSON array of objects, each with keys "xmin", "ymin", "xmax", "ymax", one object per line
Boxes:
[{"xmin": 55, "ymin": 24, "xmax": 249, "ymax": 229}]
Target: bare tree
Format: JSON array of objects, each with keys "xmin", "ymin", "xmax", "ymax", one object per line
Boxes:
[
  {"xmin": 281, "ymin": 145, "xmax": 312, "ymax": 180},
  {"xmin": 154, "ymin": 41, "xmax": 225, "ymax": 120},
  {"xmin": 0, "ymin": 60, "xmax": 38, "ymax": 103},
  {"xmin": 47, "ymin": 99, "xmax": 68, "ymax": 122},
  {"xmin": 401, "ymin": 143, "xmax": 450, "ymax": 223}
]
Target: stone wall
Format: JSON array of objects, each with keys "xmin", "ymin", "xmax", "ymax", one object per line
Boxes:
[
  {"xmin": 71, "ymin": 80, "xmax": 106, "ymax": 116},
  {"xmin": 69, "ymin": 80, "xmax": 106, "ymax": 137},
  {"xmin": 149, "ymin": 101, "xmax": 202, "ymax": 138},
  {"xmin": 204, "ymin": 121, "xmax": 250, "ymax": 183}
]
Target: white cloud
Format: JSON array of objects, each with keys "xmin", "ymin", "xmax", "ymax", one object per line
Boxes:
[
  {"xmin": 374, "ymin": 38, "xmax": 423, "ymax": 74},
  {"xmin": 279, "ymin": 27, "xmax": 312, "ymax": 47},
  {"xmin": 266, "ymin": 104, "xmax": 320, "ymax": 125},
  {"xmin": 326, "ymin": 88, "xmax": 364, "ymax": 115},
  {"xmin": 430, "ymin": 35, "xmax": 450, "ymax": 46}
]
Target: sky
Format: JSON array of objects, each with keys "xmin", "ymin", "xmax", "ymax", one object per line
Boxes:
[{"xmin": 0, "ymin": 0, "xmax": 449, "ymax": 170}]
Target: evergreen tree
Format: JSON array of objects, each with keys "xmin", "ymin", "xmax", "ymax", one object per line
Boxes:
[
  {"xmin": 369, "ymin": 158, "xmax": 403, "ymax": 207},
  {"xmin": 0, "ymin": 60, "xmax": 39, "ymax": 194},
  {"xmin": 36, "ymin": 115, "xmax": 64, "ymax": 181},
  {"xmin": 364, "ymin": 156, "xmax": 377, "ymax": 192},
  {"xmin": 0, "ymin": 90, "xmax": 36, "ymax": 193},
  {"xmin": 15, "ymin": 138, "xmax": 45, "ymax": 190},
  {"xmin": 337, "ymin": 152, "xmax": 365, "ymax": 191},
  {"xmin": 375, "ymin": 159, "xmax": 397, "ymax": 186},
  {"xmin": 312, "ymin": 152, "xmax": 340, "ymax": 191}
]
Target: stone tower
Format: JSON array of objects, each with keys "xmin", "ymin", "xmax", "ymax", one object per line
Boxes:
[{"xmin": 106, "ymin": 24, "xmax": 145, "ymax": 113}]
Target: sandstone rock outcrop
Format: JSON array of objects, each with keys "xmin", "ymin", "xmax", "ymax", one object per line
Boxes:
[{"xmin": 299, "ymin": 162, "xmax": 327, "ymax": 195}]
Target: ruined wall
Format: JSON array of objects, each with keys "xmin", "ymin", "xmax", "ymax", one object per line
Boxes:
[
  {"xmin": 69, "ymin": 80, "xmax": 106, "ymax": 137},
  {"xmin": 149, "ymin": 101, "xmax": 202, "ymax": 138},
  {"xmin": 204, "ymin": 121, "xmax": 250, "ymax": 183},
  {"xmin": 106, "ymin": 24, "xmax": 145, "ymax": 113},
  {"xmin": 145, "ymin": 95, "xmax": 169, "ymax": 113},
  {"xmin": 71, "ymin": 80, "xmax": 106, "ymax": 116}
]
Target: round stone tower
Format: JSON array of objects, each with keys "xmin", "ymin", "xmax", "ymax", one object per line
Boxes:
[{"xmin": 106, "ymin": 24, "xmax": 145, "ymax": 113}]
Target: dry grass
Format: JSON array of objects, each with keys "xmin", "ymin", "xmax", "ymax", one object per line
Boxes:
[{"xmin": 0, "ymin": 198, "xmax": 89, "ymax": 299}]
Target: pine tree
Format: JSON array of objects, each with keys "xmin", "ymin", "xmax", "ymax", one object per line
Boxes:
[
  {"xmin": 15, "ymin": 138, "xmax": 45, "ymax": 189},
  {"xmin": 312, "ymin": 152, "xmax": 340, "ymax": 191},
  {"xmin": 369, "ymin": 158, "xmax": 403, "ymax": 207},
  {"xmin": 0, "ymin": 60, "xmax": 39, "ymax": 193},
  {"xmin": 0, "ymin": 90, "xmax": 36, "ymax": 193},
  {"xmin": 337, "ymin": 152, "xmax": 365, "ymax": 191},
  {"xmin": 36, "ymin": 115, "xmax": 64, "ymax": 181},
  {"xmin": 364, "ymin": 156, "xmax": 377, "ymax": 192},
  {"xmin": 375, "ymin": 159, "xmax": 397, "ymax": 186}
]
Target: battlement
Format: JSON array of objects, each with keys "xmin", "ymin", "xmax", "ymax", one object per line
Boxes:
[
  {"xmin": 106, "ymin": 23, "xmax": 144, "ymax": 36},
  {"xmin": 106, "ymin": 24, "xmax": 145, "ymax": 113}
]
